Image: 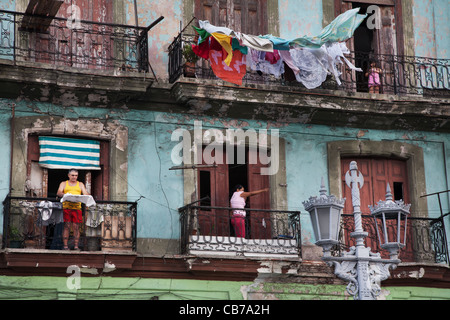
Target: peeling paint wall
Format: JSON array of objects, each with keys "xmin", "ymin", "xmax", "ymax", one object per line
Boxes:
[
  {"xmin": 0, "ymin": 98, "xmax": 449, "ymax": 251},
  {"xmin": 279, "ymin": 0, "xmax": 323, "ymax": 39},
  {"xmin": 413, "ymin": 0, "xmax": 450, "ymax": 58},
  {"xmin": 124, "ymin": 0, "xmax": 183, "ymax": 79}
]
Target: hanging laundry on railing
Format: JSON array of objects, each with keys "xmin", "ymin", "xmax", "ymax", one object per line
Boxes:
[
  {"xmin": 189, "ymin": 8, "xmax": 366, "ymax": 87},
  {"xmin": 209, "ymin": 46, "xmax": 247, "ymax": 86}
]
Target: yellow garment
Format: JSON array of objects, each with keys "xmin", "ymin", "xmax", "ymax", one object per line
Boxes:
[
  {"xmin": 211, "ymin": 32, "xmax": 233, "ymax": 66},
  {"xmin": 63, "ymin": 181, "xmax": 82, "ymax": 210}
]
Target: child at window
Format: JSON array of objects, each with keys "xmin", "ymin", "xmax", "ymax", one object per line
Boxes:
[{"xmin": 366, "ymin": 61, "xmax": 382, "ymax": 93}]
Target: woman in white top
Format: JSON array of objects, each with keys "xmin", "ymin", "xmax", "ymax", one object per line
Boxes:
[{"xmin": 230, "ymin": 184, "xmax": 269, "ymax": 238}]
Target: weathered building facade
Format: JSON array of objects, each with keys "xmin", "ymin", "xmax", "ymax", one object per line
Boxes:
[{"xmin": 0, "ymin": 0, "xmax": 449, "ymax": 301}]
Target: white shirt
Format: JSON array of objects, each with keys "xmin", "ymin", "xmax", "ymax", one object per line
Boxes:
[{"xmin": 230, "ymin": 191, "xmax": 246, "ymax": 216}]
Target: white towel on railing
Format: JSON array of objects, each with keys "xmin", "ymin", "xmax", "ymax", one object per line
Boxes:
[{"xmin": 60, "ymin": 194, "xmax": 96, "ymax": 207}]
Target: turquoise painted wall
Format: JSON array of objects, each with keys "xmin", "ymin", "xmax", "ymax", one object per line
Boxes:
[
  {"xmin": 0, "ymin": 98, "xmax": 449, "ymax": 246},
  {"xmin": 278, "ymin": 0, "xmax": 324, "ymax": 40},
  {"xmin": 413, "ymin": 0, "xmax": 450, "ymax": 58},
  {"xmin": 0, "ymin": 102, "xmax": 11, "ymax": 234}
]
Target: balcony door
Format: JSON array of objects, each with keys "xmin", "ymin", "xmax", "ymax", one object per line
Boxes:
[
  {"xmin": 194, "ymin": 0, "xmax": 268, "ymax": 78},
  {"xmin": 337, "ymin": 0, "xmax": 405, "ymax": 93},
  {"xmin": 197, "ymin": 146, "xmax": 270, "ymax": 238},
  {"xmin": 340, "ymin": 157, "xmax": 413, "ymax": 260},
  {"xmin": 33, "ymin": 0, "xmax": 114, "ymax": 69},
  {"xmin": 195, "ymin": 0, "xmax": 268, "ymax": 34}
]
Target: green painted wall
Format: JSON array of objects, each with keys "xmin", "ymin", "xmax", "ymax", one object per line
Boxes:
[{"xmin": 0, "ymin": 275, "xmax": 449, "ymax": 300}]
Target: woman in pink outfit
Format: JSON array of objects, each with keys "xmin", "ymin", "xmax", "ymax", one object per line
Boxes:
[
  {"xmin": 230, "ymin": 185, "xmax": 269, "ymax": 238},
  {"xmin": 365, "ymin": 61, "xmax": 382, "ymax": 93}
]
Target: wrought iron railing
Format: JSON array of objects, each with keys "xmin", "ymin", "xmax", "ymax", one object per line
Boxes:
[
  {"xmin": 179, "ymin": 201, "xmax": 301, "ymax": 257},
  {"xmin": 337, "ymin": 213, "xmax": 449, "ymax": 265},
  {"xmin": 0, "ymin": 9, "xmax": 149, "ymax": 72},
  {"xmin": 168, "ymin": 32, "xmax": 450, "ymax": 97},
  {"xmin": 2, "ymin": 196, "xmax": 137, "ymax": 252}
]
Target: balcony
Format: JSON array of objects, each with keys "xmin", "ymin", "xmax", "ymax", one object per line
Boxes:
[
  {"xmin": 0, "ymin": 9, "xmax": 149, "ymax": 72},
  {"xmin": 179, "ymin": 201, "xmax": 301, "ymax": 259},
  {"xmin": 0, "ymin": 9, "xmax": 155, "ymax": 107},
  {"xmin": 338, "ymin": 213, "xmax": 450, "ymax": 265},
  {"xmin": 2, "ymin": 196, "xmax": 137, "ymax": 252},
  {"xmin": 178, "ymin": 200, "xmax": 449, "ymax": 265},
  {"xmin": 168, "ymin": 33, "xmax": 450, "ymax": 97}
]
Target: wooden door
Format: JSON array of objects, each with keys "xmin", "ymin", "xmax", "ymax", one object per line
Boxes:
[
  {"xmin": 194, "ymin": 0, "xmax": 268, "ymax": 78},
  {"xmin": 33, "ymin": 0, "xmax": 114, "ymax": 69},
  {"xmin": 341, "ymin": 157, "xmax": 413, "ymax": 260},
  {"xmin": 337, "ymin": 1, "xmax": 404, "ymax": 93},
  {"xmin": 197, "ymin": 147, "xmax": 230, "ymax": 236},
  {"xmin": 247, "ymin": 148, "xmax": 271, "ymax": 239}
]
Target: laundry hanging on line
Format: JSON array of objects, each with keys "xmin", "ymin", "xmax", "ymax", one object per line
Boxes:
[{"xmin": 188, "ymin": 8, "xmax": 366, "ymax": 87}]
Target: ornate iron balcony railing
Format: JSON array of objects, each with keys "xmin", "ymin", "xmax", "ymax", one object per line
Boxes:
[
  {"xmin": 168, "ymin": 32, "xmax": 450, "ymax": 97},
  {"xmin": 0, "ymin": 9, "xmax": 149, "ymax": 72},
  {"xmin": 2, "ymin": 196, "xmax": 137, "ymax": 252},
  {"xmin": 336, "ymin": 212, "xmax": 449, "ymax": 265},
  {"xmin": 179, "ymin": 201, "xmax": 301, "ymax": 258}
]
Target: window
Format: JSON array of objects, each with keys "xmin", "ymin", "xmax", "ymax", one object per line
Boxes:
[
  {"xmin": 26, "ymin": 134, "xmax": 109, "ymax": 200},
  {"xmin": 195, "ymin": 0, "xmax": 268, "ymax": 34}
]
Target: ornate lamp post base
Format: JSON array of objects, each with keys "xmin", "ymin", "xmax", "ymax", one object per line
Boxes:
[{"xmin": 323, "ymin": 246, "xmax": 400, "ymax": 300}]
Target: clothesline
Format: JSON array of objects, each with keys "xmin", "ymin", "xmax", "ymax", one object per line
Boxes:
[{"xmin": 189, "ymin": 8, "xmax": 366, "ymax": 87}]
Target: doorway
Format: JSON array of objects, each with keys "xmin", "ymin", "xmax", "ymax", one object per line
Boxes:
[{"xmin": 351, "ymin": 3, "xmax": 374, "ymax": 92}]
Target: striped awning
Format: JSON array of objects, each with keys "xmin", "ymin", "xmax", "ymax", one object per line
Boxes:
[{"xmin": 38, "ymin": 136, "xmax": 101, "ymax": 170}]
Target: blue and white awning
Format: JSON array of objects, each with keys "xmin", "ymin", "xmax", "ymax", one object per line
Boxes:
[{"xmin": 38, "ymin": 136, "xmax": 101, "ymax": 170}]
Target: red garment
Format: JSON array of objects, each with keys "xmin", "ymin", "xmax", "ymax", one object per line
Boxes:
[
  {"xmin": 192, "ymin": 41, "xmax": 209, "ymax": 60},
  {"xmin": 209, "ymin": 48, "xmax": 246, "ymax": 85},
  {"xmin": 192, "ymin": 37, "xmax": 230, "ymax": 61},
  {"xmin": 231, "ymin": 215, "xmax": 245, "ymax": 238},
  {"xmin": 63, "ymin": 209, "xmax": 82, "ymax": 223},
  {"xmin": 265, "ymin": 50, "xmax": 280, "ymax": 64}
]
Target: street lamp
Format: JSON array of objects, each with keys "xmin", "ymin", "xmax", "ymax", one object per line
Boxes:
[
  {"xmin": 304, "ymin": 161, "xmax": 411, "ymax": 300},
  {"xmin": 369, "ymin": 183, "xmax": 410, "ymax": 260},
  {"xmin": 302, "ymin": 177, "xmax": 345, "ymax": 257}
]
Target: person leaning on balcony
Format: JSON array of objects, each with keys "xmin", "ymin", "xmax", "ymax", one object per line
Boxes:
[
  {"xmin": 366, "ymin": 61, "xmax": 383, "ymax": 93},
  {"xmin": 56, "ymin": 168, "xmax": 89, "ymax": 250},
  {"xmin": 230, "ymin": 185, "xmax": 269, "ymax": 238}
]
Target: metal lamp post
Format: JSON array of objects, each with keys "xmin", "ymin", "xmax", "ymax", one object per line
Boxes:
[{"xmin": 304, "ymin": 161, "xmax": 410, "ymax": 300}]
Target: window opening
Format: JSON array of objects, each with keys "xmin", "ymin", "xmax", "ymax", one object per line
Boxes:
[
  {"xmin": 393, "ymin": 182, "xmax": 404, "ymax": 201},
  {"xmin": 199, "ymin": 170, "xmax": 212, "ymax": 207}
]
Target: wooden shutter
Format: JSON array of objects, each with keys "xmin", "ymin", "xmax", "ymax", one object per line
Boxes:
[
  {"xmin": 195, "ymin": 0, "xmax": 267, "ymax": 34},
  {"xmin": 197, "ymin": 146, "xmax": 230, "ymax": 236},
  {"xmin": 34, "ymin": 0, "xmax": 114, "ymax": 68},
  {"xmin": 247, "ymin": 148, "xmax": 271, "ymax": 239}
]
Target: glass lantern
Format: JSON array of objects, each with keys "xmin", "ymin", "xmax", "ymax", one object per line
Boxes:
[
  {"xmin": 369, "ymin": 183, "xmax": 410, "ymax": 259},
  {"xmin": 303, "ymin": 178, "xmax": 345, "ymax": 256}
]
